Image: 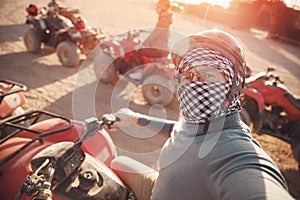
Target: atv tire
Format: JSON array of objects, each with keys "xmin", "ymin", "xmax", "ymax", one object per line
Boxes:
[
  {"xmin": 23, "ymin": 28, "xmax": 41, "ymax": 53},
  {"xmin": 94, "ymin": 54, "xmax": 117, "ymax": 83},
  {"xmin": 292, "ymin": 141, "xmax": 300, "ymax": 166},
  {"xmin": 240, "ymin": 108, "xmax": 251, "ymax": 127},
  {"xmin": 142, "ymin": 74, "xmax": 175, "ymax": 106},
  {"xmin": 242, "ymin": 96, "xmax": 262, "ymax": 133},
  {"xmin": 291, "ymin": 121, "xmax": 300, "ymax": 165},
  {"xmin": 56, "ymin": 41, "xmax": 80, "ymax": 67}
]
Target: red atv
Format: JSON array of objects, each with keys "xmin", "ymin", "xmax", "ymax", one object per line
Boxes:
[
  {"xmin": 0, "ymin": 79, "xmax": 28, "ymax": 138},
  {"xmin": 24, "ymin": 0, "xmax": 106, "ymax": 67},
  {"xmin": 0, "ymin": 79, "xmax": 27, "ymax": 120},
  {"xmin": 0, "ymin": 110, "xmax": 145, "ymax": 199},
  {"xmin": 93, "ymin": 28, "xmax": 176, "ymax": 107},
  {"xmin": 240, "ymin": 66, "xmax": 300, "ymax": 165}
]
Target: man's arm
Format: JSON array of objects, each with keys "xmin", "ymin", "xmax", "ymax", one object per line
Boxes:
[
  {"xmin": 114, "ymin": 108, "xmax": 176, "ymax": 136},
  {"xmin": 136, "ymin": 115, "xmax": 176, "ymax": 135}
]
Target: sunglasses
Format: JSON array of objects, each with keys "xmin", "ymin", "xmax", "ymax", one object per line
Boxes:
[{"xmin": 174, "ymin": 66, "xmax": 225, "ymax": 85}]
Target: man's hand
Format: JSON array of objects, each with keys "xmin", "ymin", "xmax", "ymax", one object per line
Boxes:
[{"xmin": 112, "ymin": 108, "xmax": 139, "ymax": 127}]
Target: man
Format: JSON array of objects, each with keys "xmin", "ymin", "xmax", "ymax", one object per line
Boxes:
[
  {"xmin": 111, "ymin": 29, "xmax": 294, "ymax": 200},
  {"xmin": 137, "ymin": 0, "xmax": 173, "ymax": 58}
]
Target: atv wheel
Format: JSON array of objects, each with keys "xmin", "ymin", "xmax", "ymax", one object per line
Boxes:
[
  {"xmin": 56, "ymin": 41, "xmax": 80, "ymax": 67},
  {"xmin": 240, "ymin": 108, "xmax": 251, "ymax": 127},
  {"xmin": 291, "ymin": 121, "xmax": 300, "ymax": 165},
  {"xmin": 23, "ymin": 28, "xmax": 41, "ymax": 53},
  {"xmin": 292, "ymin": 141, "xmax": 300, "ymax": 166},
  {"xmin": 142, "ymin": 74, "xmax": 175, "ymax": 106},
  {"xmin": 94, "ymin": 54, "xmax": 117, "ymax": 83},
  {"xmin": 241, "ymin": 96, "xmax": 262, "ymax": 133}
]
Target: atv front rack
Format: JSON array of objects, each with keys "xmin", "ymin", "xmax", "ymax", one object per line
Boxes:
[{"xmin": 0, "ymin": 110, "xmax": 72, "ymax": 167}]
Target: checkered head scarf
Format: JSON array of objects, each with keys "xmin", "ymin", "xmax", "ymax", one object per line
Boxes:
[{"xmin": 176, "ymin": 47, "xmax": 242, "ymax": 124}]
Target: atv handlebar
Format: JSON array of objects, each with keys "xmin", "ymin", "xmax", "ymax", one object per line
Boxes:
[
  {"xmin": 17, "ymin": 114, "xmax": 121, "ymax": 200},
  {"xmin": 264, "ymin": 67, "xmax": 284, "ymax": 86},
  {"xmin": 75, "ymin": 114, "xmax": 120, "ymax": 145}
]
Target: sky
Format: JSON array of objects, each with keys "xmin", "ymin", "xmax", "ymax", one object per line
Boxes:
[{"xmin": 175, "ymin": 0, "xmax": 300, "ymax": 9}]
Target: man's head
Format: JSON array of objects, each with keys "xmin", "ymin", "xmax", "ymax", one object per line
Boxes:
[
  {"xmin": 171, "ymin": 29, "xmax": 246, "ymax": 123},
  {"xmin": 172, "ymin": 29, "xmax": 246, "ymax": 88},
  {"xmin": 156, "ymin": 0, "xmax": 171, "ymax": 14}
]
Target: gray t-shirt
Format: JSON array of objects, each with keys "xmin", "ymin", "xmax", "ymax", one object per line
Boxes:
[{"xmin": 151, "ymin": 113, "xmax": 293, "ymax": 200}]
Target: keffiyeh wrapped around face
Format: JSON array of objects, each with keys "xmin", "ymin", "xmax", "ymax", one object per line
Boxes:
[{"xmin": 176, "ymin": 48, "xmax": 242, "ymax": 124}]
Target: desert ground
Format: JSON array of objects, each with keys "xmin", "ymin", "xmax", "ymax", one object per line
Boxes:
[{"xmin": 0, "ymin": 0, "xmax": 300, "ymax": 198}]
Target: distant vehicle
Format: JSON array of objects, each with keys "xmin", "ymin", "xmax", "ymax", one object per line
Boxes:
[
  {"xmin": 153, "ymin": 0, "xmax": 184, "ymax": 12},
  {"xmin": 0, "ymin": 79, "xmax": 27, "ymax": 138},
  {"xmin": 171, "ymin": 1, "xmax": 184, "ymax": 12},
  {"xmin": 94, "ymin": 28, "xmax": 176, "ymax": 107},
  {"xmin": 24, "ymin": 0, "xmax": 105, "ymax": 67},
  {"xmin": 0, "ymin": 79, "xmax": 27, "ymax": 119},
  {"xmin": 240, "ymin": 66, "xmax": 300, "ymax": 166}
]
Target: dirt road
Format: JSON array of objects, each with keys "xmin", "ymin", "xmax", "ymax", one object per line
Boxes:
[{"xmin": 0, "ymin": 0, "xmax": 299, "ymax": 198}]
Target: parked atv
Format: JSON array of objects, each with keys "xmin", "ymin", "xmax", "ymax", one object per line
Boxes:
[
  {"xmin": 24, "ymin": 1, "xmax": 105, "ymax": 67},
  {"xmin": 240, "ymin": 66, "xmax": 300, "ymax": 165},
  {"xmin": 0, "ymin": 79, "xmax": 27, "ymax": 119},
  {"xmin": 93, "ymin": 28, "xmax": 176, "ymax": 107},
  {"xmin": 0, "ymin": 79, "xmax": 29, "ymax": 139}
]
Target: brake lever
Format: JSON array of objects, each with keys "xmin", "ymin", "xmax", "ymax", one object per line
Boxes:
[
  {"xmin": 77, "ymin": 115, "xmax": 120, "ymax": 144},
  {"xmin": 101, "ymin": 114, "xmax": 120, "ymax": 130}
]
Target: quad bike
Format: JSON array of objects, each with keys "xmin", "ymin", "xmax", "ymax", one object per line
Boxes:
[
  {"xmin": 93, "ymin": 28, "xmax": 176, "ymax": 107},
  {"xmin": 0, "ymin": 110, "xmax": 147, "ymax": 199},
  {"xmin": 240, "ymin": 66, "xmax": 300, "ymax": 165},
  {"xmin": 0, "ymin": 79, "xmax": 27, "ymax": 120},
  {"xmin": 0, "ymin": 79, "xmax": 29, "ymax": 139},
  {"xmin": 24, "ymin": 0, "xmax": 106, "ymax": 67}
]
